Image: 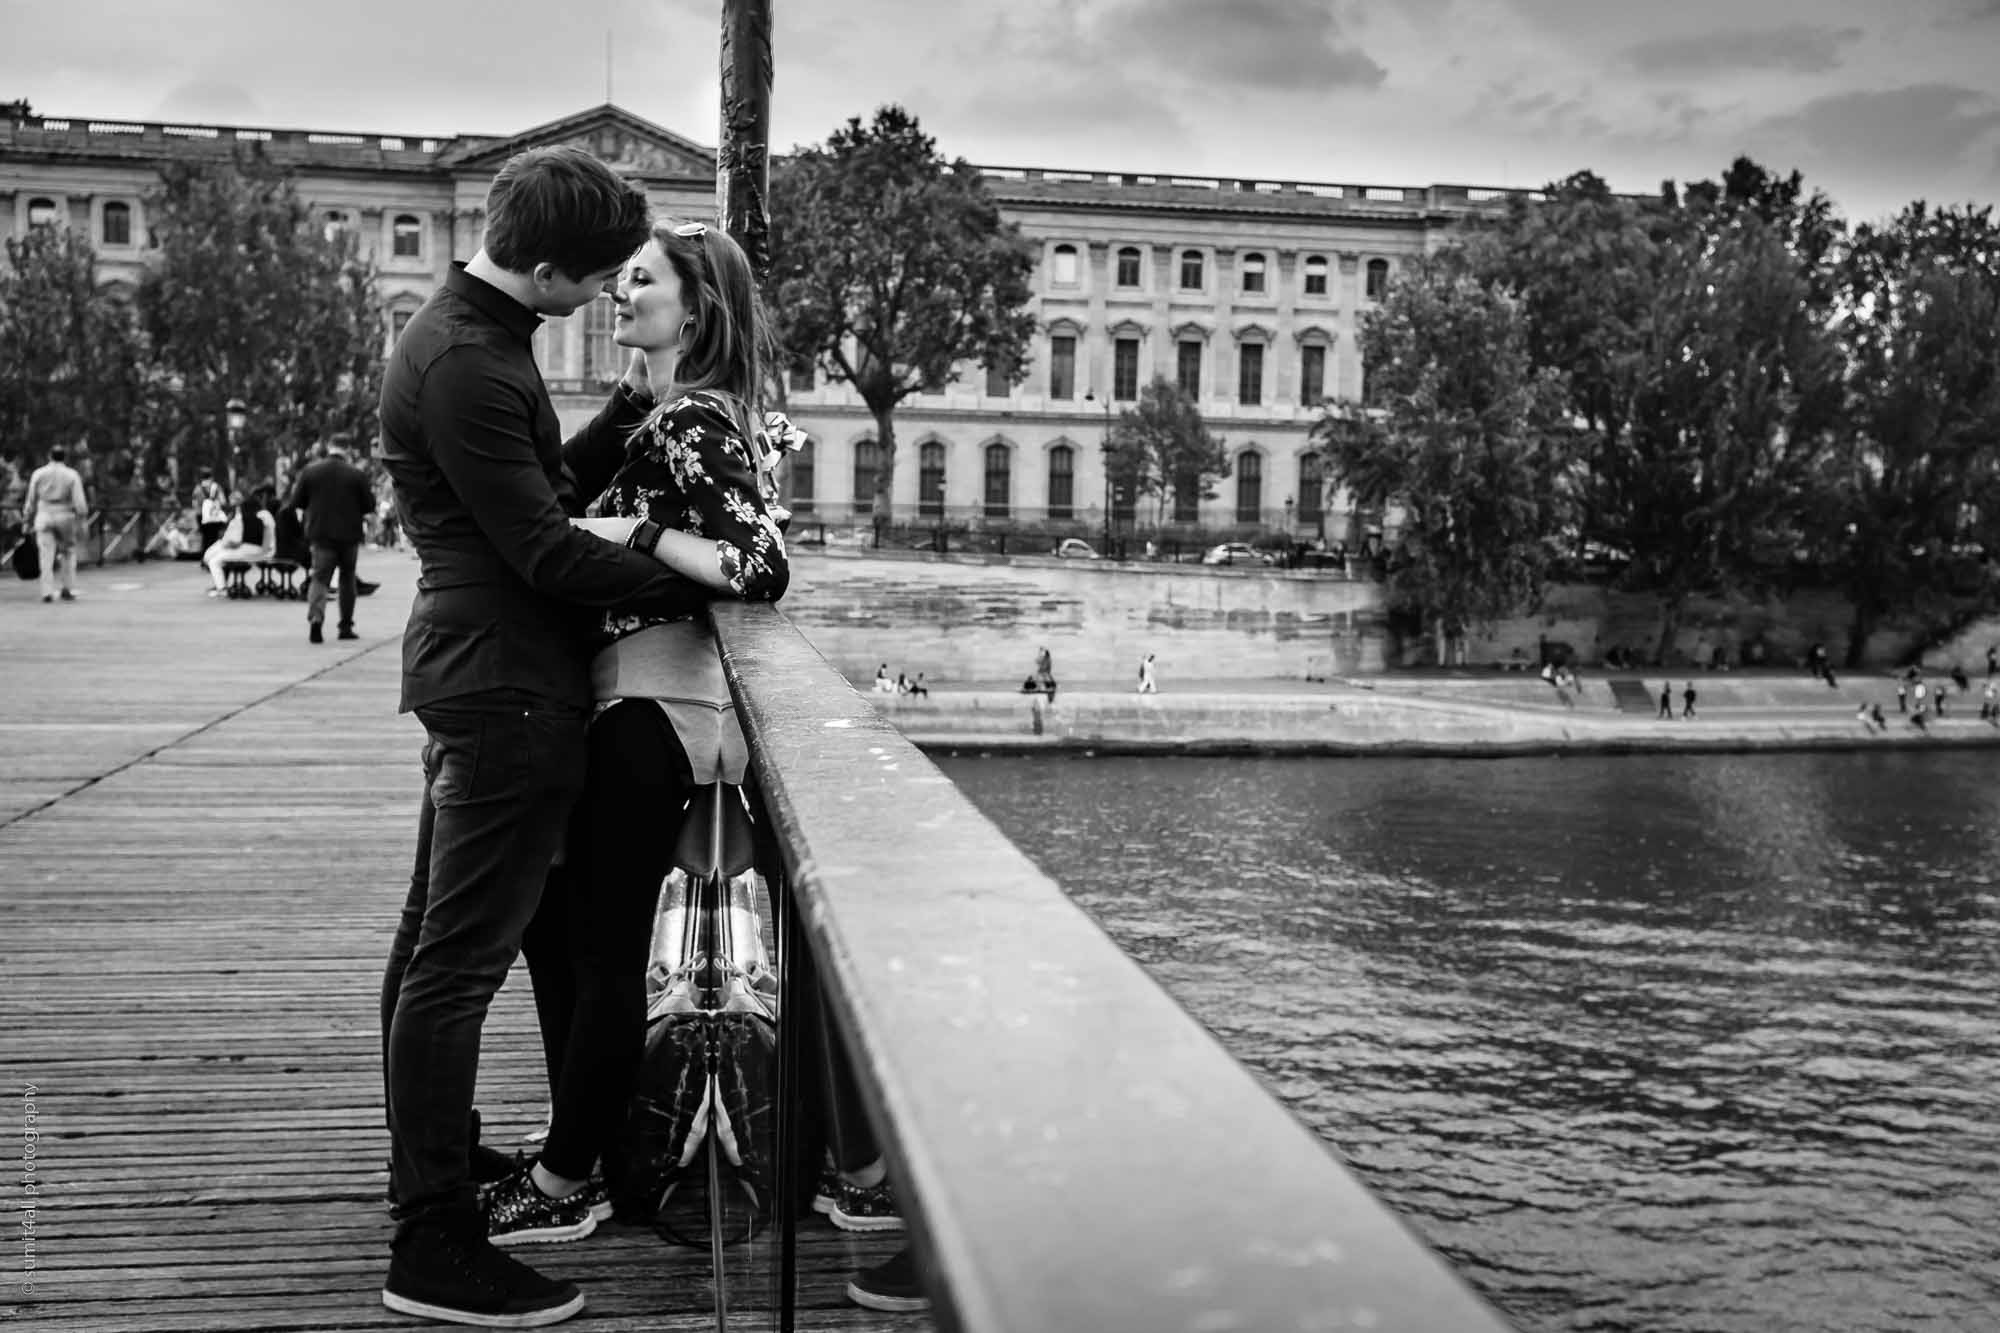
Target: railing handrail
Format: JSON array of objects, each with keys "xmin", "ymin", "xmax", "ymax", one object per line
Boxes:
[{"xmin": 710, "ymin": 600, "xmax": 1515, "ymax": 1332}]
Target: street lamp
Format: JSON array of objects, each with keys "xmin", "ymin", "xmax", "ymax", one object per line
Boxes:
[
  {"xmin": 223, "ymin": 398, "xmax": 247, "ymax": 486},
  {"xmin": 1084, "ymin": 389, "xmax": 1115, "ymax": 556}
]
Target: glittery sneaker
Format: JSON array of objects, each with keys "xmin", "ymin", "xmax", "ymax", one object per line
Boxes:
[
  {"xmin": 811, "ymin": 1161, "xmax": 841, "ymax": 1217},
  {"xmin": 482, "ymin": 1165, "xmax": 597, "ymax": 1247},
  {"xmin": 829, "ymin": 1178, "xmax": 904, "ymax": 1233}
]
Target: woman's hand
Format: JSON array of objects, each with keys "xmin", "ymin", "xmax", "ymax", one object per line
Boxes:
[{"xmin": 621, "ymin": 348, "xmax": 652, "ymax": 400}]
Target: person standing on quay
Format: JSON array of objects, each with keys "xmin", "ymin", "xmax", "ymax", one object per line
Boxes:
[
  {"xmin": 375, "ymin": 146, "xmax": 705, "ymax": 1330},
  {"xmin": 1681, "ymin": 681, "xmax": 1698, "ymax": 719},
  {"xmin": 23, "ymin": 445, "xmax": 89, "ymax": 603},
  {"xmin": 1657, "ymin": 682, "xmax": 1674, "ymax": 720},
  {"xmin": 287, "ymin": 441, "xmax": 375, "ymax": 644}
]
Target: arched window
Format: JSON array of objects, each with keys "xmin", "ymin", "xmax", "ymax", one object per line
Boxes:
[
  {"xmin": 1241, "ymin": 252, "xmax": 1266, "ymax": 294},
  {"xmin": 1115, "ymin": 246, "xmax": 1142, "ymax": 287},
  {"xmin": 853, "ymin": 438, "xmax": 881, "ymax": 515},
  {"xmin": 1303, "ymin": 255, "xmax": 1329, "ymax": 296},
  {"xmin": 1236, "ymin": 451, "xmax": 1263, "ymax": 524},
  {"xmin": 1050, "ymin": 244, "xmax": 1079, "ymax": 286},
  {"xmin": 1298, "ymin": 452, "xmax": 1324, "ymax": 526},
  {"xmin": 101, "ymin": 201, "xmax": 132, "ymax": 247},
  {"xmin": 1178, "ymin": 249, "xmax": 1204, "ymax": 290},
  {"xmin": 1366, "ymin": 258, "xmax": 1390, "ymax": 301},
  {"xmin": 1048, "ymin": 444, "xmax": 1075, "ymax": 520},
  {"xmin": 919, "ymin": 441, "xmax": 946, "ymax": 517},
  {"xmin": 388, "ymin": 308, "xmax": 417, "ymax": 351},
  {"xmin": 392, "ymin": 213, "xmax": 423, "ymax": 259},
  {"xmin": 583, "ymin": 298, "xmax": 618, "ymax": 383},
  {"xmin": 787, "ymin": 439, "xmax": 815, "ymax": 513},
  {"xmin": 984, "ymin": 442, "xmax": 1011, "ymax": 518},
  {"xmin": 27, "ymin": 197, "xmax": 57, "ymax": 229}
]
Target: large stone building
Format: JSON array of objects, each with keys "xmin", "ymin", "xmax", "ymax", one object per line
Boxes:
[{"xmin": 2, "ymin": 101, "xmax": 1522, "ymax": 541}]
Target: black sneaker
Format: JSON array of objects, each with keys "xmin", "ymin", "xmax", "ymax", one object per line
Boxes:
[
  {"xmin": 830, "ymin": 1178, "xmax": 904, "ymax": 1233},
  {"xmin": 482, "ymin": 1165, "xmax": 596, "ymax": 1246},
  {"xmin": 382, "ymin": 1214, "xmax": 585, "ymax": 1328},
  {"xmin": 846, "ymin": 1248, "xmax": 930, "ymax": 1314}
]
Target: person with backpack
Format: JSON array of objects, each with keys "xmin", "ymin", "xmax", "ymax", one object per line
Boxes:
[{"xmin": 192, "ymin": 467, "xmax": 229, "ymax": 557}]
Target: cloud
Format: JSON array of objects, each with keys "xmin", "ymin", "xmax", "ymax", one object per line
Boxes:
[
  {"xmin": 1622, "ymin": 25, "xmax": 1865, "ymax": 76},
  {"xmin": 1098, "ymin": 0, "xmax": 1388, "ymax": 91},
  {"xmin": 1752, "ymin": 82, "xmax": 2000, "ymax": 172}
]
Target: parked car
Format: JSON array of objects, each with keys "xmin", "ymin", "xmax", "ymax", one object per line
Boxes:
[
  {"xmin": 1200, "ymin": 542, "xmax": 1271, "ymax": 566},
  {"xmin": 1054, "ymin": 538, "xmax": 1101, "ymax": 559}
]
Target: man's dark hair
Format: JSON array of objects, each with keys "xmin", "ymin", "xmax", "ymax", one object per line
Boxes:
[
  {"xmin": 482, "ymin": 146, "xmax": 651, "ymax": 281},
  {"xmin": 49, "ymin": 446, "xmax": 66, "ymax": 462}
]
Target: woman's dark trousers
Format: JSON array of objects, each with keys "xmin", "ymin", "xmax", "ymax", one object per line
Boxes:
[{"xmin": 523, "ymin": 700, "xmax": 697, "ymax": 1182}]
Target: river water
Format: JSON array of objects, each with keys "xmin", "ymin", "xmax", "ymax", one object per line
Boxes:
[{"xmin": 935, "ymin": 750, "xmax": 2000, "ymax": 1333}]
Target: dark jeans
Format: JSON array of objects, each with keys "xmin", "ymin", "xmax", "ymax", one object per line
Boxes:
[
  {"xmin": 523, "ymin": 700, "xmax": 696, "ymax": 1182},
  {"xmin": 308, "ymin": 539, "xmax": 360, "ymax": 629},
  {"xmin": 381, "ymin": 699, "xmax": 589, "ymax": 1227}
]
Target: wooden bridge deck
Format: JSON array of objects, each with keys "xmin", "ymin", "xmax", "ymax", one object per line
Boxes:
[{"xmin": 1, "ymin": 553, "xmax": 914, "ymax": 1331}]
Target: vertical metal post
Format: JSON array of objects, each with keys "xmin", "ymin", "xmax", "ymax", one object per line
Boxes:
[{"xmin": 717, "ymin": 0, "xmax": 773, "ymax": 279}]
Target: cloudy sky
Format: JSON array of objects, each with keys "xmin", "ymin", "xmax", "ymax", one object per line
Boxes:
[{"xmin": 5, "ymin": 0, "xmax": 1998, "ymax": 225}]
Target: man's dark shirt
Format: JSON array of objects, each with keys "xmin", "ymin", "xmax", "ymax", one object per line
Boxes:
[
  {"xmin": 379, "ymin": 263, "xmax": 706, "ymax": 713},
  {"xmin": 285, "ymin": 454, "xmax": 374, "ymax": 546}
]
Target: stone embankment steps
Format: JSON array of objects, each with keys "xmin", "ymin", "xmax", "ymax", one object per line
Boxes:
[{"xmin": 1607, "ymin": 679, "xmax": 1657, "ymax": 713}]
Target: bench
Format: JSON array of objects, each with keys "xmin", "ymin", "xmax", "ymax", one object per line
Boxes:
[
  {"xmin": 218, "ymin": 561, "xmax": 256, "ymax": 599},
  {"xmin": 257, "ymin": 559, "xmax": 304, "ymax": 599}
]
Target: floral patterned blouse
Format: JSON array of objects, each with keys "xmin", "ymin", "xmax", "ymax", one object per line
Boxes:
[{"xmin": 587, "ymin": 389, "xmax": 790, "ymax": 643}]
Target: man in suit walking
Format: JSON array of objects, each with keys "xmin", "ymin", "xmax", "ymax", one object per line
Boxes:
[{"xmin": 286, "ymin": 440, "xmax": 375, "ymax": 643}]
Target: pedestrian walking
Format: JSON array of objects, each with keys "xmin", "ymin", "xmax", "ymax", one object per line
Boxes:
[
  {"xmin": 1137, "ymin": 652, "xmax": 1157, "ymax": 694},
  {"xmin": 193, "ymin": 467, "xmax": 229, "ymax": 556},
  {"xmin": 1896, "ymin": 679, "xmax": 1907, "ymax": 713},
  {"xmin": 1681, "ymin": 681, "xmax": 1697, "ymax": 719},
  {"xmin": 1657, "ymin": 682, "xmax": 1673, "ymax": 720},
  {"xmin": 286, "ymin": 441, "xmax": 375, "ymax": 643},
  {"xmin": 23, "ymin": 445, "xmax": 89, "ymax": 603},
  {"xmin": 1870, "ymin": 703, "xmax": 1888, "ymax": 732},
  {"xmin": 1987, "ymin": 643, "xmax": 1997, "ymax": 679}
]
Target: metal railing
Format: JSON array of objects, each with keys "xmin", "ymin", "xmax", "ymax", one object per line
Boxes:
[{"xmin": 710, "ymin": 600, "xmax": 1514, "ymax": 1331}]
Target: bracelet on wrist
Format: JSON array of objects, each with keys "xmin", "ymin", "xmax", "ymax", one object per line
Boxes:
[{"xmin": 626, "ymin": 519, "xmax": 664, "ymax": 554}]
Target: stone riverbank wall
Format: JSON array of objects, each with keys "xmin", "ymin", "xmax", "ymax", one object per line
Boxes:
[{"xmin": 781, "ymin": 550, "xmax": 1982, "ymax": 683}]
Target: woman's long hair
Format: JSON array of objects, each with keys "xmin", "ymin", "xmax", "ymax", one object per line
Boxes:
[
  {"xmin": 237, "ymin": 496, "xmax": 265, "ymax": 548},
  {"xmin": 647, "ymin": 220, "xmax": 777, "ymax": 453}
]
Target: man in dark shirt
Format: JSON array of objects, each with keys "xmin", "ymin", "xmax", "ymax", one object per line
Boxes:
[
  {"xmin": 375, "ymin": 145, "xmax": 703, "ymax": 1329},
  {"xmin": 285, "ymin": 441, "xmax": 374, "ymax": 642}
]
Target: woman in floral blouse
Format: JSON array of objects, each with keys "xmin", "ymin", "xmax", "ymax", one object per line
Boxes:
[{"xmin": 493, "ymin": 220, "xmax": 797, "ymax": 1245}]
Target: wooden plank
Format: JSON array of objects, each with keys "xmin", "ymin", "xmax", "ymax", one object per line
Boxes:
[{"xmin": 1, "ymin": 559, "xmax": 924, "ymax": 1333}]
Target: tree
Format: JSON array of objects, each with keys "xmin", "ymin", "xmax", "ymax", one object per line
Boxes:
[
  {"xmin": 766, "ymin": 106, "xmax": 1037, "ymax": 527},
  {"xmin": 137, "ymin": 155, "xmax": 384, "ymax": 490},
  {"xmin": 1315, "ymin": 253, "xmax": 1580, "ymax": 662},
  {"xmin": 0, "ymin": 225, "xmax": 146, "ymax": 487},
  {"xmin": 1104, "ymin": 377, "xmax": 1228, "ymax": 525},
  {"xmin": 1819, "ymin": 202, "xmax": 2000, "ymax": 664}
]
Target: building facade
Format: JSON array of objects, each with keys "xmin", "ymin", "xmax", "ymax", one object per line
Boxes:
[{"xmin": 2, "ymin": 101, "xmax": 1523, "ymax": 542}]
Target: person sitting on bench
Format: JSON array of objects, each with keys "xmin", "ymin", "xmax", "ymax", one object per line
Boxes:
[{"xmin": 203, "ymin": 492, "xmax": 277, "ymax": 598}]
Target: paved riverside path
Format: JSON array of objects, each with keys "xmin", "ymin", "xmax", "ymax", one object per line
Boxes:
[{"xmin": 0, "ymin": 553, "xmax": 908, "ymax": 1331}]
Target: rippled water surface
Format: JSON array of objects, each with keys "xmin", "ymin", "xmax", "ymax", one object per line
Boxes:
[{"xmin": 936, "ymin": 751, "xmax": 2000, "ymax": 1333}]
